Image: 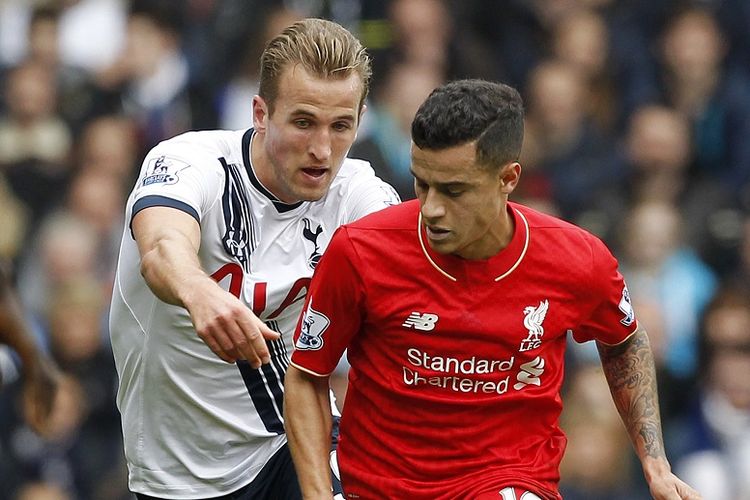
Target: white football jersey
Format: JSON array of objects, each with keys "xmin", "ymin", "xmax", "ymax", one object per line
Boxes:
[{"xmin": 110, "ymin": 129, "xmax": 399, "ymax": 498}]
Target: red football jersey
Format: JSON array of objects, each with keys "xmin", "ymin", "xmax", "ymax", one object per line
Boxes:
[{"xmin": 291, "ymin": 200, "xmax": 637, "ymax": 500}]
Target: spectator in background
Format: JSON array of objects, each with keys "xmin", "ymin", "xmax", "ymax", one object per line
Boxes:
[
  {"xmin": 217, "ymin": 5, "xmax": 303, "ymax": 131},
  {"xmin": 0, "ymin": 274, "xmax": 126, "ymax": 499},
  {"xmin": 76, "ymin": 114, "xmax": 139, "ymax": 184},
  {"xmin": 559, "ymin": 363, "xmax": 648, "ymax": 500},
  {"xmin": 582, "ymin": 105, "xmax": 740, "ymax": 274},
  {"xmin": 0, "ymin": 61, "xmax": 72, "ymax": 225},
  {"xmin": 670, "ymin": 286, "xmax": 750, "ymax": 500},
  {"xmin": 384, "ymin": 0, "xmax": 497, "ymax": 82},
  {"xmin": 551, "ymin": 8, "xmax": 619, "ymax": 133},
  {"xmin": 23, "ymin": 5, "xmax": 96, "ymax": 133},
  {"xmin": 66, "ymin": 168, "xmax": 126, "ymax": 289},
  {"xmin": 0, "ymin": 263, "xmax": 59, "ymax": 433},
  {"xmin": 618, "ymin": 200, "xmax": 717, "ymax": 412},
  {"xmin": 1, "ymin": 374, "xmax": 89, "ymax": 498},
  {"xmin": 0, "ymin": 61, "xmax": 71, "ymax": 166},
  {"xmin": 17, "ymin": 212, "xmax": 99, "ymax": 322},
  {"xmin": 523, "ymin": 59, "xmax": 621, "ymax": 220},
  {"xmin": 94, "ymin": 0, "xmax": 215, "ymax": 154},
  {"xmin": 657, "ymin": 6, "xmax": 750, "ymax": 209},
  {"xmin": 350, "ymin": 62, "xmax": 444, "ymax": 200}
]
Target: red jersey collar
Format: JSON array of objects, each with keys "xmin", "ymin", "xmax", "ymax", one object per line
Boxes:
[{"xmin": 417, "ymin": 203, "xmax": 530, "ymax": 282}]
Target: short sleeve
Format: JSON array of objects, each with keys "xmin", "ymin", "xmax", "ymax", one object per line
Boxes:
[
  {"xmin": 291, "ymin": 227, "xmax": 365, "ymax": 376},
  {"xmin": 129, "ymin": 140, "xmax": 224, "ymax": 226},
  {"xmin": 572, "ymin": 234, "xmax": 638, "ymax": 345},
  {"xmin": 341, "ymin": 162, "xmax": 401, "ymax": 223}
]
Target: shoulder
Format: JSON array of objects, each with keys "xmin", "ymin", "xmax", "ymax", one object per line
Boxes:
[
  {"xmin": 148, "ymin": 129, "xmax": 244, "ymax": 166},
  {"xmin": 512, "ymin": 202, "xmax": 610, "ymax": 260},
  {"xmin": 337, "ymin": 157, "xmax": 377, "ymax": 177},
  {"xmin": 322, "ymin": 157, "xmax": 401, "ymax": 212},
  {"xmin": 329, "ymin": 157, "xmax": 380, "ymax": 189}
]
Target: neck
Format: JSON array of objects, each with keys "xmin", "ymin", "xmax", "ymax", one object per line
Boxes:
[
  {"xmin": 249, "ymin": 132, "xmax": 285, "ymax": 202},
  {"xmin": 457, "ymin": 204, "xmax": 514, "ymax": 260}
]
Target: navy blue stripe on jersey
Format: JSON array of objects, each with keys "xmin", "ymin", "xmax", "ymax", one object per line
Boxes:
[
  {"xmin": 240, "ymin": 129, "xmax": 303, "ymax": 213},
  {"xmin": 130, "ymin": 196, "xmax": 199, "ymax": 238},
  {"xmin": 219, "ymin": 157, "xmax": 255, "ymax": 273},
  {"xmin": 266, "ymin": 321, "xmax": 288, "ymax": 420},
  {"xmin": 236, "ymin": 321, "xmax": 287, "ymax": 434}
]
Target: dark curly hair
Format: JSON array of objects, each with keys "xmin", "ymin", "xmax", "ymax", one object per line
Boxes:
[{"xmin": 411, "ymin": 79, "xmax": 524, "ymax": 169}]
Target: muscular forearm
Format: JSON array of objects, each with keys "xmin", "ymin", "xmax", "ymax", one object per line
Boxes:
[
  {"xmin": 139, "ymin": 228, "xmax": 214, "ymax": 308},
  {"xmin": 284, "ymin": 366, "xmax": 335, "ymax": 499},
  {"xmin": 597, "ymin": 329, "xmax": 670, "ymax": 475}
]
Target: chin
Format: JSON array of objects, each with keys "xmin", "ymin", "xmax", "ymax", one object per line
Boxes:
[
  {"xmin": 427, "ymin": 239, "xmax": 454, "ymax": 255},
  {"xmin": 297, "ymin": 188, "xmax": 327, "ymax": 202}
]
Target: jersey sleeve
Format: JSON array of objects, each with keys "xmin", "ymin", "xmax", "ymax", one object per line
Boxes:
[
  {"xmin": 128, "ymin": 139, "xmax": 223, "ymax": 226},
  {"xmin": 291, "ymin": 227, "xmax": 365, "ymax": 376},
  {"xmin": 572, "ymin": 234, "xmax": 638, "ymax": 345},
  {"xmin": 340, "ymin": 161, "xmax": 401, "ymax": 223}
]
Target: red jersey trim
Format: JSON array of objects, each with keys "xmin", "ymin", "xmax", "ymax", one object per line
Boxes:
[
  {"xmin": 594, "ymin": 320, "xmax": 641, "ymax": 346},
  {"xmin": 494, "ymin": 208, "xmax": 529, "ymax": 282},
  {"xmin": 417, "ymin": 212, "xmax": 458, "ymax": 282},
  {"xmin": 289, "ymin": 360, "xmax": 331, "ymax": 378}
]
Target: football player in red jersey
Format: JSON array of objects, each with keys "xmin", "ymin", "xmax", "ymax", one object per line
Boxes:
[{"xmin": 285, "ymin": 79, "xmax": 702, "ymax": 500}]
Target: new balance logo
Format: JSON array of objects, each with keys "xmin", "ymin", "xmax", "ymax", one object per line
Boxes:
[{"xmin": 402, "ymin": 312, "xmax": 439, "ymax": 331}]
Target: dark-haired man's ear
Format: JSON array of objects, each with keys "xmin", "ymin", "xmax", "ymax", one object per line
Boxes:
[
  {"xmin": 252, "ymin": 95, "xmax": 269, "ymax": 134},
  {"xmin": 499, "ymin": 162, "xmax": 521, "ymax": 194}
]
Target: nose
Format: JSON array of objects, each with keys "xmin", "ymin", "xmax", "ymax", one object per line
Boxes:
[
  {"xmin": 308, "ymin": 128, "xmax": 332, "ymax": 163},
  {"xmin": 420, "ymin": 188, "xmax": 446, "ymax": 220}
]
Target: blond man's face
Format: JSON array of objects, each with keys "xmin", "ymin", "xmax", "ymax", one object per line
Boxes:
[{"xmin": 253, "ymin": 65, "xmax": 363, "ymax": 203}]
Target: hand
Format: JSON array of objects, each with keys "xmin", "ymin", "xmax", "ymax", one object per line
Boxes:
[
  {"xmin": 645, "ymin": 460, "xmax": 702, "ymax": 500},
  {"xmin": 22, "ymin": 355, "xmax": 60, "ymax": 433},
  {"xmin": 184, "ymin": 278, "xmax": 280, "ymax": 365}
]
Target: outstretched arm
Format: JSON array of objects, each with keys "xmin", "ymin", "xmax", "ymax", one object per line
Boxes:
[
  {"xmin": 597, "ymin": 328, "xmax": 701, "ymax": 500},
  {"xmin": 285, "ymin": 365, "xmax": 335, "ymax": 499},
  {"xmin": 0, "ymin": 265, "xmax": 59, "ymax": 432},
  {"xmin": 132, "ymin": 206, "xmax": 278, "ymax": 366}
]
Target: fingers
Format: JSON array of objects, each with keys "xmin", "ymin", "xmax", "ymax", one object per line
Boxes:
[
  {"xmin": 679, "ymin": 484, "xmax": 702, "ymax": 500},
  {"xmin": 651, "ymin": 478, "xmax": 703, "ymax": 500},
  {"xmin": 236, "ymin": 315, "xmax": 279, "ymax": 367},
  {"xmin": 198, "ymin": 328, "xmax": 236, "ymax": 363},
  {"xmin": 194, "ymin": 300, "xmax": 280, "ymax": 367}
]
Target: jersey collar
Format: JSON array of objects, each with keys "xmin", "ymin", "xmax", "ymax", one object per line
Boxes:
[
  {"xmin": 242, "ymin": 128, "xmax": 304, "ymax": 213},
  {"xmin": 418, "ymin": 203, "xmax": 530, "ymax": 282}
]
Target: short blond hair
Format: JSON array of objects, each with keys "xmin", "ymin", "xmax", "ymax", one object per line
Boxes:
[{"xmin": 259, "ymin": 18, "xmax": 371, "ymax": 113}]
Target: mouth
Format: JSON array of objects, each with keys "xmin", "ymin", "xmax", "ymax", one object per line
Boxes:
[
  {"xmin": 425, "ymin": 224, "xmax": 451, "ymax": 241},
  {"xmin": 301, "ymin": 167, "xmax": 327, "ymax": 179}
]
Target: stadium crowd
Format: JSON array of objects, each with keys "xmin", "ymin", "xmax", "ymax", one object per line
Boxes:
[{"xmin": 0, "ymin": 0, "xmax": 748, "ymax": 498}]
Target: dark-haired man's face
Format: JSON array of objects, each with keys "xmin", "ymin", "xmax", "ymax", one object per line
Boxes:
[{"xmin": 411, "ymin": 141, "xmax": 519, "ymax": 259}]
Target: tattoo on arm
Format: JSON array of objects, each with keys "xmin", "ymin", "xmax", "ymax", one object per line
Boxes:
[{"xmin": 597, "ymin": 329, "xmax": 665, "ymax": 460}]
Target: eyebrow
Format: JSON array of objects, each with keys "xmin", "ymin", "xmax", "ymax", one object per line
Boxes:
[
  {"xmin": 291, "ymin": 109, "xmax": 356, "ymax": 122},
  {"xmin": 410, "ymin": 169, "xmax": 471, "ymax": 189}
]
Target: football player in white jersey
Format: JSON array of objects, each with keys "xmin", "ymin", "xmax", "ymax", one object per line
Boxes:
[{"xmin": 109, "ymin": 19, "xmax": 399, "ymax": 500}]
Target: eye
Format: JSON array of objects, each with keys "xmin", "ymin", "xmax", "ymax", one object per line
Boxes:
[
  {"xmin": 332, "ymin": 121, "xmax": 352, "ymax": 132},
  {"xmin": 446, "ymin": 190, "xmax": 464, "ymax": 198},
  {"xmin": 294, "ymin": 119, "xmax": 311, "ymax": 129}
]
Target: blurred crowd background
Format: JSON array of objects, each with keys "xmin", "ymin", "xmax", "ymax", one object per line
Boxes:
[{"xmin": 0, "ymin": 0, "xmax": 748, "ymax": 499}]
